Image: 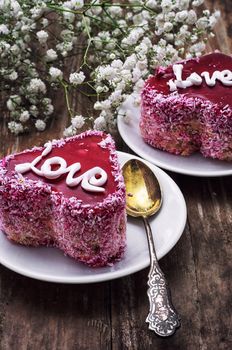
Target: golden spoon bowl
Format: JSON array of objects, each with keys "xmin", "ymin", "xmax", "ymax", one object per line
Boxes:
[
  {"xmin": 122, "ymin": 158, "xmax": 180, "ymax": 337},
  {"xmin": 122, "ymin": 158, "xmax": 162, "ymax": 218}
]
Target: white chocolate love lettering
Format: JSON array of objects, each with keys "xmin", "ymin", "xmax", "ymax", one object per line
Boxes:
[
  {"xmin": 187, "ymin": 72, "xmax": 203, "ymax": 86},
  {"xmin": 15, "ymin": 142, "xmax": 108, "ymax": 193},
  {"xmin": 80, "ymin": 167, "xmax": 108, "ymax": 193},
  {"xmin": 218, "ymin": 70, "xmax": 232, "ymax": 86},
  {"xmin": 201, "ymin": 71, "xmax": 218, "ymax": 86},
  {"xmin": 168, "ymin": 64, "xmax": 232, "ymax": 91}
]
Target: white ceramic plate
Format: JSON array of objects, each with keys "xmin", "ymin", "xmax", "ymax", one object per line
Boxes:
[
  {"xmin": 117, "ymin": 97, "xmax": 232, "ymax": 177},
  {"xmin": 0, "ymin": 151, "xmax": 187, "ymax": 284}
]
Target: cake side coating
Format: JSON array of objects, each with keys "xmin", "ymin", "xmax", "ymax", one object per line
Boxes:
[
  {"xmin": 0, "ymin": 130, "xmax": 126, "ymax": 267},
  {"xmin": 140, "ymin": 53, "xmax": 232, "ymax": 161}
]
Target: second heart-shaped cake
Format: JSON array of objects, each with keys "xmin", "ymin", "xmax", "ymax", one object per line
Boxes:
[
  {"xmin": 0, "ymin": 131, "xmax": 126, "ymax": 267},
  {"xmin": 140, "ymin": 52, "xmax": 232, "ymax": 161}
]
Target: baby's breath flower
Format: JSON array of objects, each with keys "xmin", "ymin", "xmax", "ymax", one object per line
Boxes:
[
  {"xmin": 108, "ymin": 5, "xmax": 123, "ymax": 17},
  {"xmin": 123, "ymin": 55, "xmax": 137, "ymax": 70},
  {"xmin": 30, "ymin": 105, "xmax": 39, "ymax": 117},
  {"xmin": 8, "ymin": 121, "xmax": 23, "ymax": 134},
  {"xmin": 19, "ymin": 111, "xmax": 30, "ymax": 123},
  {"xmin": 44, "ymin": 104, "xmax": 54, "ymax": 116},
  {"xmin": 10, "ymin": 44, "xmax": 20, "ymax": 55},
  {"xmin": 93, "ymin": 116, "xmax": 106, "ymax": 131},
  {"xmin": 42, "ymin": 18, "xmax": 49, "ymax": 27},
  {"xmin": 29, "ymin": 78, "xmax": 46, "ymax": 94},
  {"xmin": 190, "ymin": 42, "xmax": 206, "ymax": 55},
  {"xmin": 111, "ymin": 60, "xmax": 123, "ymax": 69},
  {"xmin": 7, "ymin": 95, "xmax": 21, "ymax": 111},
  {"xmin": 96, "ymin": 86, "xmax": 107, "ymax": 94},
  {"xmin": 63, "ymin": 0, "xmax": 84, "ymax": 10},
  {"xmin": 100, "ymin": 100, "xmax": 112, "ymax": 110},
  {"xmin": 176, "ymin": 0, "xmax": 190, "ymax": 10},
  {"xmin": 35, "ymin": 119, "xmax": 46, "ymax": 131},
  {"xmin": 209, "ymin": 12, "xmax": 220, "ymax": 28},
  {"xmin": 36, "ymin": 30, "xmax": 49, "ymax": 44},
  {"xmin": 45, "ymin": 49, "xmax": 58, "ymax": 62},
  {"xmin": 146, "ymin": 0, "xmax": 158, "ymax": 9},
  {"xmin": 69, "ymin": 71, "xmax": 85, "ymax": 85},
  {"xmin": 187, "ymin": 10, "xmax": 197, "ymax": 25},
  {"xmin": 63, "ymin": 125, "xmax": 77, "ymax": 137},
  {"xmin": 196, "ymin": 17, "xmax": 209, "ymax": 30},
  {"xmin": 0, "ymin": 24, "xmax": 9, "ymax": 35},
  {"xmin": 192, "ymin": 0, "xmax": 204, "ymax": 6},
  {"xmin": 94, "ymin": 101, "xmax": 102, "ymax": 110},
  {"xmin": 175, "ymin": 10, "xmax": 189, "ymax": 22},
  {"xmin": 71, "ymin": 115, "xmax": 85, "ymax": 128},
  {"xmin": 49, "ymin": 67, "xmax": 63, "ymax": 80},
  {"xmin": 8, "ymin": 71, "xmax": 18, "ymax": 81},
  {"xmin": 161, "ymin": 0, "xmax": 173, "ymax": 13},
  {"xmin": 163, "ymin": 22, "xmax": 173, "ymax": 32}
]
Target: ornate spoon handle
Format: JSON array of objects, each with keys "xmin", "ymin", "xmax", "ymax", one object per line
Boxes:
[{"xmin": 143, "ymin": 217, "xmax": 181, "ymax": 337}]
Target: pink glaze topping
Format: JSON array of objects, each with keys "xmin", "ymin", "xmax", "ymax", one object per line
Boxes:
[
  {"xmin": 148, "ymin": 52, "xmax": 232, "ymax": 107},
  {"xmin": 6, "ymin": 134, "xmax": 117, "ymax": 204}
]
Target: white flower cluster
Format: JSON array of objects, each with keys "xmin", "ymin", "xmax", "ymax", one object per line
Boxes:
[
  {"xmin": 0, "ymin": 0, "xmax": 219, "ymax": 135},
  {"xmin": 64, "ymin": 115, "xmax": 85, "ymax": 136},
  {"xmin": 86, "ymin": 0, "xmax": 220, "ymax": 131}
]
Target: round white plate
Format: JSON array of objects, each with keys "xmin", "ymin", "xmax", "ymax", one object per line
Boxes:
[
  {"xmin": 117, "ymin": 97, "xmax": 232, "ymax": 177},
  {"xmin": 0, "ymin": 151, "xmax": 187, "ymax": 284}
]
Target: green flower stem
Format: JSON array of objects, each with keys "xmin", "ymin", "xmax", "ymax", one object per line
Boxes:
[
  {"xmin": 86, "ymin": 81, "xmax": 96, "ymax": 91},
  {"xmin": 77, "ymin": 89, "xmax": 98, "ymax": 98},
  {"xmin": 82, "ymin": 0, "xmax": 99, "ymax": 14},
  {"xmin": 102, "ymin": 7, "xmax": 125, "ymax": 35},
  {"xmin": 80, "ymin": 15, "xmax": 93, "ymax": 69},
  {"xmin": 46, "ymin": 4, "xmax": 83, "ymax": 15},
  {"xmin": 60, "ymin": 80, "xmax": 73, "ymax": 122}
]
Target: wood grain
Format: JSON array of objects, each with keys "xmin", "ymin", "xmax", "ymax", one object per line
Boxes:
[
  {"xmin": 205, "ymin": 0, "xmax": 232, "ymax": 53},
  {"xmin": 0, "ymin": 270, "xmax": 112, "ymax": 350},
  {"xmin": 180, "ymin": 175, "xmax": 232, "ymax": 350},
  {"xmin": 0, "ymin": 1, "xmax": 232, "ymax": 349}
]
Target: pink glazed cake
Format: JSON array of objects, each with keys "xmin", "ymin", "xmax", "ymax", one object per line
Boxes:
[
  {"xmin": 0, "ymin": 130, "xmax": 126, "ymax": 267},
  {"xmin": 140, "ymin": 52, "xmax": 232, "ymax": 161}
]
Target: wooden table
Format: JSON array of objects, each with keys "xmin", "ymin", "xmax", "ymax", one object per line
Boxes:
[{"xmin": 0, "ymin": 1, "xmax": 231, "ymax": 349}]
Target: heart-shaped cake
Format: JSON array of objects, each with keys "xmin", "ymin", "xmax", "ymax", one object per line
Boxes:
[
  {"xmin": 140, "ymin": 52, "xmax": 232, "ymax": 161},
  {"xmin": 0, "ymin": 130, "xmax": 126, "ymax": 267}
]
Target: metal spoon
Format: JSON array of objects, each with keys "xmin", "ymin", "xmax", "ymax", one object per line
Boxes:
[{"xmin": 122, "ymin": 158, "xmax": 180, "ymax": 337}]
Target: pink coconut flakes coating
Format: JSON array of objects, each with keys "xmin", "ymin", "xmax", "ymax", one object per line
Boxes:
[
  {"xmin": 140, "ymin": 52, "xmax": 232, "ymax": 161},
  {"xmin": 0, "ymin": 130, "xmax": 126, "ymax": 267}
]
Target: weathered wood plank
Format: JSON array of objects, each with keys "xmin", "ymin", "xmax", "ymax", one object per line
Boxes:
[
  {"xmin": 180, "ymin": 175, "xmax": 232, "ymax": 350},
  {"xmin": 0, "ymin": 268, "xmax": 112, "ymax": 350},
  {"xmin": 205, "ymin": 0, "xmax": 232, "ymax": 53}
]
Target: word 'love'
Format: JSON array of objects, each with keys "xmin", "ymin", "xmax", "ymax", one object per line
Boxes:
[
  {"xmin": 167, "ymin": 64, "xmax": 232, "ymax": 92},
  {"xmin": 15, "ymin": 142, "xmax": 107, "ymax": 193}
]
